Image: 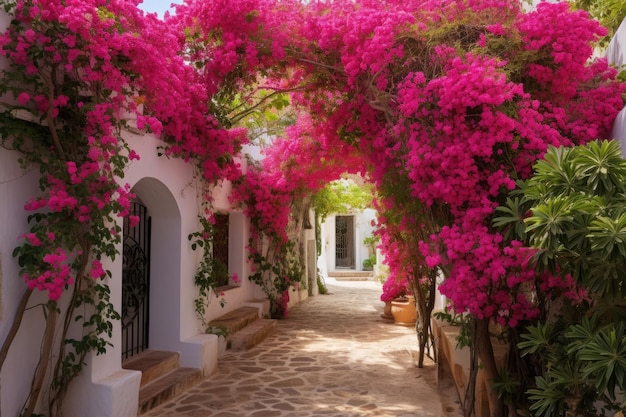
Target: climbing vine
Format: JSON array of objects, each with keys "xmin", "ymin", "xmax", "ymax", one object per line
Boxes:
[
  {"xmin": 189, "ymin": 215, "xmax": 240, "ymax": 328},
  {"xmin": 248, "ymin": 238, "xmax": 304, "ymax": 318}
]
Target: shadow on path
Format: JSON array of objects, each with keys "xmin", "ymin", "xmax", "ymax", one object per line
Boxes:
[{"xmin": 146, "ymin": 280, "xmax": 463, "ymax": 417}]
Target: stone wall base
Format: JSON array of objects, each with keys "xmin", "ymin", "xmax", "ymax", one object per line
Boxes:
[{"xmin": 431, "ymin": 314, "xmax": 508, "ymax": 417}]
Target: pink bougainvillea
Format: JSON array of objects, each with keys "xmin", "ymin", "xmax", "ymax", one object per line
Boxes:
[
  {"xmin": 381, "ymin": 274, "xmax": 409, "ymax": 302},
  {"xmin": 3, "ymin": 0, "xmax": 624, "ymax": 324},
  {"xmin": 227, "ymin": 0, "xmax": 624, "ymax": 328},
  {"xmin": 4, "ymin": 1, "xmax": 625, "ymax": 413}
]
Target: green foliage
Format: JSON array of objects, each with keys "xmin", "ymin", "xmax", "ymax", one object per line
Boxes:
[
  {"xmin": 248, "ymin": 239, "xmax": 304, "ymax": 318},
  {"xmin": 490, "ymin": 366, "xmax": 521, "ymax": 404},
  {"xmin": 205, "ymin": 325, "xmax": 228, "ymax": 337},
  {"xmin": 231, "ymin": 89, "xmax": 296, "ymax": 144},
  {"xmin": 363, "ymin": 235, "xmax": 378, "ymax": 249},
  {"xmin": 519, "ymin": 317, "xmax": 624, "ymax": 417},
  {"xmin": 496, "ymin": 140, "xmax": 626, "ymax": 292},
  {"xmin": 317, "ymin": 274, "xmax": 328, "ymax": 295},
  {"xmin": 494, "ymin": 140, "xmax": 626, "ymax": 416},
  {"xmin": 362, "ymin": 254, "xmax": 376, "ymax": 270},
  {"xmin": 55, "ymin": 283, "xmax": 120, "ymax": 390},
  {"xmin": 573, "ymin": 0, "xmax": 626, "ymax": 47},
  {"xmin": 433, "ymin": 307, "xmax": 473, "ymax": 349},
  {"xmin": 311, "ymin": 179, "xmax": 374, "ymax": 222}
]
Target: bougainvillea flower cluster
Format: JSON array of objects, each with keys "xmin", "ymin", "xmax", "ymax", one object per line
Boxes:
[{"xmin": 2, "ymin": 0, "xmax": 624, "ymax": 325}]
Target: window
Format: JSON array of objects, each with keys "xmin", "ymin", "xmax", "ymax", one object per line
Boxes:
[{"xmin": 212, "ymin": 214, "xmax": 230, "ymax": 287}]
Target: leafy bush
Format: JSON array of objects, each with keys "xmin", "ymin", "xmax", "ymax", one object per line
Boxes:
[{"xmin": 495, "ymin": 140, "xmax": 626, "ymax": 416}]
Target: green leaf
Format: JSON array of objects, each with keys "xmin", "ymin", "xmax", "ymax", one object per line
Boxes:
[
  {"xmin": 587, "ymin": 213, "xmax": 626, "ymax": 261},
  {"xmin": 519, "ymin": 322, "xmax": 554, "ymax": 357},
  {"xmin": 576, "ymin": 323, "xmax": 626, "ymax": 398},
  {"xmin": 527, "ymin": 375, "xmax": 567, "ymax": 417},
  {"xmin": 493, "ymin": 197, "xmax": 530, "ymax": 241}
]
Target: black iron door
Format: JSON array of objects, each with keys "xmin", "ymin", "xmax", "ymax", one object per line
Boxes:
[
  {"xmin": 335, "ymin": 215, "xmax": 355, "ymax": 268},
  {"xmin": 122, "ymin": 202, "xmax": 151, "ymax": 359}
]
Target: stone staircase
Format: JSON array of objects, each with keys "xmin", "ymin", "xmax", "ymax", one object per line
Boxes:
[
  {"xmin": 123, "ymin": 305, "xmax": 276, "ymax": 414},
  {"xmin": 123, "ymin": 350, "xmax": 203, "ymax": 414},
  {"xmin": 208, "ymin": 305, "xmax": 277, "ymax": 352},
  {"xmin": 328, "ymin": 270, "xmax": 373, "ymax": 281}
]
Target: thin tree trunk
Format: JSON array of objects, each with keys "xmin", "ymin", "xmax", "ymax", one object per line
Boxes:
[
  {"xmin": 413, "ymin": 271, "xmax": 437, "ymax": 367},
  {"xmin": 20, "ymin": 302, "xmax": 57, "ymax": 417},
  {"xmin": 476, "ymin": 318, "xmax": 503, "ymax": 417},
  {"xmin": 0, "ymin": 288, "xmax": 34, "ymax": 417},
  {"xmin": 463, "ymin": 317, "xmax": 478, "ymax": 417},
  {"xmin": 0, "ymin": 287, "xmax": 33, "ymax": 371},
  {"xmin": 49, "ymin": 242, "xmax": 91, "ymax": 417}
]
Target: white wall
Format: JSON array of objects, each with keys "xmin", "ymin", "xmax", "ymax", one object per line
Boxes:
[
  {"xmin": 609, "ymin": 17, "xmax": 626, "ymax": 155},
  {"xmin": 0, "ymin": 148, "xmax": 52, "ymax": 416},
  {"xmin": 607, "ymin": 17, "xmax": 626, "ymax": 70},
  {"xmin": 357, "ymin": 208, "xmax": 377, "ymax": 267},
  {"xmin": 286, "ymin": 214, "xmax": 317, "ymax": 310}
]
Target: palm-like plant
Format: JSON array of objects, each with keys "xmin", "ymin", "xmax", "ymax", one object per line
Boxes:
[{"xmin": 495, "ymin": 140, "xmax": 626, "ymax": 416}]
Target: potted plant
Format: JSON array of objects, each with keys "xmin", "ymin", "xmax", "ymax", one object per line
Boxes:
[
  {"xmin": 380, "ymin": 274, "xmax": 408, "ymax": 319},
  {"xmin": 362, "ymin": 254, "xmax": 376, "ymax": 271}
]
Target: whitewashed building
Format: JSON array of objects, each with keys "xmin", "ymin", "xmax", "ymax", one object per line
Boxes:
[{"xmin": 318, "ymin": 209, "xmax": 377, "ymax": 278}]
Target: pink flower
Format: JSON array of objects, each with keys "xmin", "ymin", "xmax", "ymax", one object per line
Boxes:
[
  {"xmin": 128, "ymin": 215, "xmax": 140, "ymax": 228},
  {"xmin": 17, "ymin": 92, "xmax": 30, "ymax": 105},
  {"xmin": 23, "ymin": 29, "xmax": 36, "ymax": 43},
  {"xmin": 25, "ymin": 233, "xmax": 41, "ymax": 246},
  {"xmin": 90, "ymin": 260, "xmax": 106, "ymax": 279}
]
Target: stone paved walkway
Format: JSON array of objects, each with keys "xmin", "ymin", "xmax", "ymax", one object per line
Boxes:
[{"xmin": 145, "ymin": 280, "xmax": 463, "ymax": 417}]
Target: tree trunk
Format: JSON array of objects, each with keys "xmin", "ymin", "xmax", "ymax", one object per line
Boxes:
[
  {"xmin": 476, "ymin": 318, "xmax": 503, "ymax": 417},
  {"xmin": 0, "ymin": 288, "xmax": 33, "ymax": 371},
  {"xmin": 20, "ymin": 302, "xmax": 57, "ymax": 417},
  {"xmin": 413, "ymin": 271, "xmax": 437, "ymax": 367},
  {"xmin": 463, "ymin": 317, "xmax": 478, "ymax": 417},
  {"xmin": 0, "ymin": 288, "xmax": 34, "ymax": 417}
]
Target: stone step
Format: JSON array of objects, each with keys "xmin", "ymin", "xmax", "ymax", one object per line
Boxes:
[
  {"xmin": 207, "ymin": 306, "xmax": 260, "ymax": 335},
  {"xmin": 123, "ymin": 350, "xmax": 180, "ymax": 386},
  {"xmin": 227, "ymin": 318, "xmax": 277, "ymax": 352},
  {"xmin": 138, "ymin": 367, "xmax": 203, "ymax": 414},
  {"xmin": 328, "ymin": 270, "xmax": 373, "ymax": 281}
]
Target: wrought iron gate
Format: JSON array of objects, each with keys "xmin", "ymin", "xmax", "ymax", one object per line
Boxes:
[
  {"xmin": 122, "ymin": 202, "xmax": 151, "ymax": 359},
  {"xmin": 335, "ymin": 215, "xmax": 355, "ymax": 268}
]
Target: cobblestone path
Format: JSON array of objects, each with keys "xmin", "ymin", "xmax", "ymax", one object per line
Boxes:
[{"xmin": 145, "ymin": 280, "xmax": 463, "ymax": 417}]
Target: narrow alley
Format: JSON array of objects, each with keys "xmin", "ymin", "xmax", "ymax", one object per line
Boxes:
[{"xmin": 144, "ymin": 280, "xmax": 463, "ymax": 417}]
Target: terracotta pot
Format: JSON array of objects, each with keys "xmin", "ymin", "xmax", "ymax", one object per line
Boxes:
[{"xmin": 391, "ymin": 296, "xmax": 417, "ymax": 325}]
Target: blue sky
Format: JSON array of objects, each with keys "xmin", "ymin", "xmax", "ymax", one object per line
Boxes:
[{"xmin": 138, "ymin": 0, "xmax": 183, "ymax": 17}]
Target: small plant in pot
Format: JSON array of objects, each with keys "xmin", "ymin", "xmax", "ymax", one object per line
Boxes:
[{"xmin": 363, "ymin": 254, "xmax": 376, "ymax": 271}]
